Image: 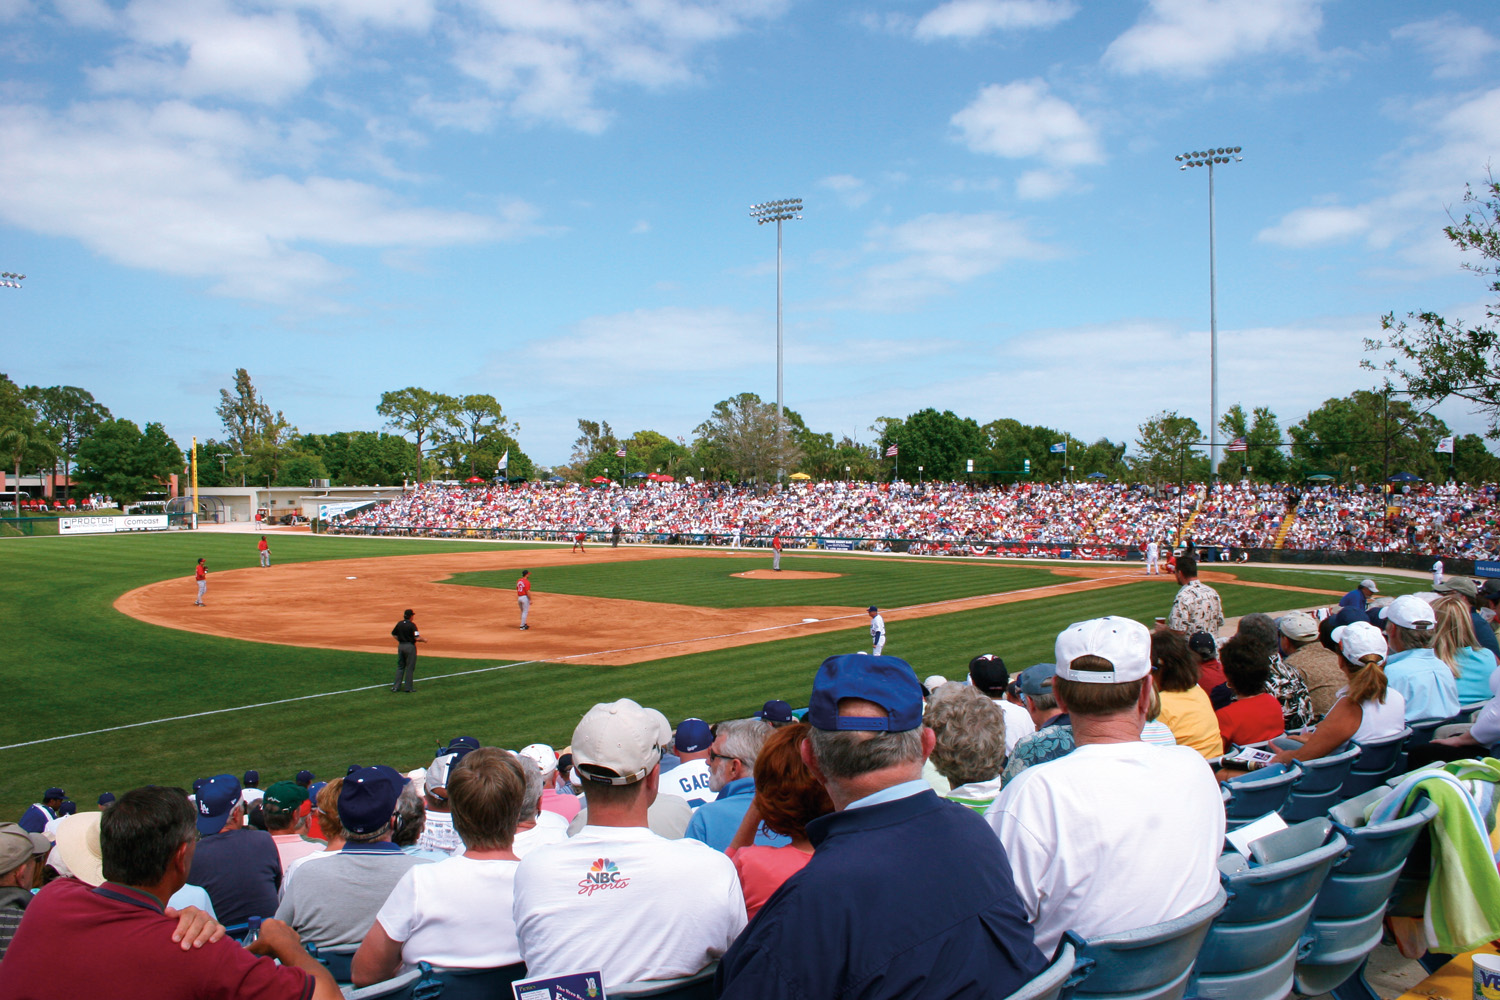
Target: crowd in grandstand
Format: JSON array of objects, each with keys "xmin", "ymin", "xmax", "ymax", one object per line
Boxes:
[
  {"xmin": 3, "ymin": 556, "xmax": 1497, "ymax": 997},
  {"xmin": 329, "ymin": 478, "xmax": 1500, "ymax": 559}
]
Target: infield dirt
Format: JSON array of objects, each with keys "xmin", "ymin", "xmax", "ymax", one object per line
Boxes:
[{"xmin": 115, "ymin": 549, "xmax": 1342, "ymax": 666}]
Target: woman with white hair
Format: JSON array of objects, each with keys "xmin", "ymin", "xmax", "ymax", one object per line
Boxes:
[
  {"xmin": 1271, "ymin": 621, "xmax": 1405, "ymax": 765},
  {"xmin": 923, "ymin": 684, "xmax": 1007, "ymax": 812}
]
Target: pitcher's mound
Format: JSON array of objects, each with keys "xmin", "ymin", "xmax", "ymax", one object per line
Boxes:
[{"xmin": 733, "ymin": 570, "xmax": 843, "ymax": 580}]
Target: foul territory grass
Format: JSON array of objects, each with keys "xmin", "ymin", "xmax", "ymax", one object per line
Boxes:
[{"xmin": 0, "ymin": 531, "xmax": 1402, "ymax": 819}]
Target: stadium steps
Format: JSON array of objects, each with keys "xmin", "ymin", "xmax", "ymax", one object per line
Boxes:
[
  {"xmin": 1273, "ymin": 511, "xmax": 1297, "ymax": 549},
  {"xmin": 1173, "ymin": 495, "xmax": 1204, "ymax": 547}
]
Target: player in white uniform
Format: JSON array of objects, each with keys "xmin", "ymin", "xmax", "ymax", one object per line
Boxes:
[
  {"xmin": 1145, "ymin": 539, "xmax": 1160, "ymax": 575},
  {"xmin": 868, "ymin": 606, "xmax": 885, "ymax": 655},
  {"xmin": 1433, "ymin": 558, "xmax": 1444, "ymax": 589}
]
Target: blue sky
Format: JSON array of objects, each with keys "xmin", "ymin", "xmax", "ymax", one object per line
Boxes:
[{"xmin": 3, "ymin": 0, "xmax": 1499, "ymax": 466}]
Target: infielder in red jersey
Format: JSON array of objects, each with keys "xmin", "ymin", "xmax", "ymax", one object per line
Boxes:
[{"xmin": 517, "ymin": 569, "xmax": 532, "ymax": 630}]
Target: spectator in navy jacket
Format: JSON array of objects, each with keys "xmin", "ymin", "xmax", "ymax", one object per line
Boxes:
[{"xmin": 717, "ymin": 654, "xmax": 1044, "ymax": 999}]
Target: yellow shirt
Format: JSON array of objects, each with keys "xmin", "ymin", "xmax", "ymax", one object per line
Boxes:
[{"xmin": 1158, "ymin": 687, "xmax": 1223, "ymax": 759}]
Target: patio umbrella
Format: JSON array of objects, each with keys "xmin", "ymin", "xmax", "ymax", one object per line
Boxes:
[
  {"xmin": 788, "ymin": 472, "xmax": 812, "ymax": 480},
  {"xmin": 1086, "ymin": 472, "xmax": 1107, "ymax": 480},
  {"xmin": 590, "ymin": 476, "xmax": 610, "ymax": 484},
  {"xmin": 628, "ymin": 471, "xmax": 648, "ymax": 479},
  {"xmin": 1387, "ymin": 472, "xmax": 1421, "ymax": 482},
  {"xmin": 546, "ymin": 476, "xmax": 565, "ymax": 483},
  {"xmin": 465, "ymin": 476, "xmax": 485, "ymax": 484},
  {"xmin": 1305, "ymin": 474, "xmax": 1335, "ymax": 482}
]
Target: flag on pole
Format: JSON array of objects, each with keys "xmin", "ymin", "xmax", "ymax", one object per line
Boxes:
[
  {"xmin": 497, "ymin": 450, "xmax": 509, "ymax": 473},
  {"xmin": 1436, "ymin": 436, "xmax": 1454, "ymax": 454},
  {"xmin": 1050, "ymin": 442, "xmax": 1067, "ymax": 453},
  {"xmin": 1226, "ymin": 437, "xmax": 1248, "ymax": 452},
  {"xmin": 615, "ymin": 448, "xmax": 627, "ymax": 458},
  {"xmin": 885, "ymin": 444, "xmax": 898, "ymax": 458}
]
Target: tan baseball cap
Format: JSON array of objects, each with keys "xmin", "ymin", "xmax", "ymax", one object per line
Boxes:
[
  {"xmin": 0, "ymin": 823, "xmax": 50, "ymax": 872},
  {"xmin": 572, "ymin": 699, "xmax": 662, "ymax": 785},
  {"xmin": 1276, "ymin": 611, "xmax": 1319, "ymax": 643}
]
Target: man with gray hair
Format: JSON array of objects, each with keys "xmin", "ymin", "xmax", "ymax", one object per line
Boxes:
[
  {"xmin": 683, "ymin": 718, "xmax": 789, "ymax": 851},
  {"xmin": 510, "ymin": 756, "xmax": 568, "ymax": 858},
  {"xmin": 716, "ymin": 655, "xmax": 1043, "ymax": 1000}
]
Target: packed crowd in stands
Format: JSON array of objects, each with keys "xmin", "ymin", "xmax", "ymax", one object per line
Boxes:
[
  {"xmin": 329, "ymin": 479, "xmax": 1500, "ymax": 559},
  {"xmin": 3, "ymin": 555, "xmax": 1497, "ymax": 998}
]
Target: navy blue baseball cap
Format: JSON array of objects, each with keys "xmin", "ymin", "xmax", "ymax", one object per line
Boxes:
[
  {"xmin": 807, "ymin": 655, "xmax": 923, "ymax": 732},
  {"xmin": 195, "ymin": 774, "xmax": 242, "ymax": 835},
  {"xmin": 43, "ymin": 788, "xmax": 66, "ymax": 801},
  {"xmin": 243, "ymin": 770, "xmax": 260, "ymax": 787},
  {"xmin": 754, "ymin": 700, "xmax": 795, "ymax": 725},
  {"xmin": 295, "ymin": 770, "xmax": 315, "ymax": 786},
  {"xmin": 674, "ymin": 718, "xmax": 714, "ymax": 753},
  {"xmin": 338, "ymin": 765, "xmax": 406, "ymax": 835},
  {"xmin": 56, "ymin": 800, "xmax": 76, "ymax": 817},
  {"xmin": 97, "ymin": 792, "xmax": 116, "ymax": 807}
]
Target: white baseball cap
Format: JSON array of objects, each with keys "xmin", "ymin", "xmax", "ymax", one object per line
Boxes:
[
  {"xmin": 572, "ymin": 699, "xmax": 662, "ymax": 785},
  {"xmin": 644, "ymin": 707, "xmax": 674, "ymax": 747},
  {"xmin": 1331, "ymin": 620, "xmax": 1388, "ymax": 666},
  {"xmin": 1379, "ymin": 594, "xmax": 1437, "ymax": 631},
  {"xmin": 1054, "ymin": 616, "xmax": 1152, "ymax": 684},
  {"xmin": 1359, "ymin": 579, "xmax": 1379, "ymax": 593},
  {"xmin": 518, "ymin": 743, "xmax": 558, "ymax": 777}
]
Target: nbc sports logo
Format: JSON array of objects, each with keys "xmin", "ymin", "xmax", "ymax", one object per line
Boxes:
[{"xmin": 577, "ymin": 858, "xmax": 632, "ymax": 896}]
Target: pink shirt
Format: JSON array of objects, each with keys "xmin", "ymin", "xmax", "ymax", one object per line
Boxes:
[
  {"xmin": 539, "ymin": 788, "xmax": 580, "ymax": 821},
  {"xmin": 271, "ymin": 833, "xmax": 324, "ymax": 874},
  {"xmin": 729, "ymin": 844, "xmax": 813, "ymax": 920}
]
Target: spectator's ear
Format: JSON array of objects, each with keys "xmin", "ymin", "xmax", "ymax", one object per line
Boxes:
[
  {"xmin": 799, "ymin": 737, "xmax": 824, "ymax": 784},
  {"xmin": 919, "ymin": 726, "xmax": 936, "ymax": 762}
]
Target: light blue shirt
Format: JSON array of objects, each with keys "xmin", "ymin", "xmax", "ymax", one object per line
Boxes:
[
  {"xmin": 1453, "ymin": 646, "xmax": 1499, "ymax": 706},
  {"xmin": 682, "ymin": 777, "xmax": 791, "ymax": 851},
  {"xmin": 1385, "ymin": 648, "xmax": 1460, "ymax": 721},
  {"xmin": 845, "ymin": 779, "xmax": 931, "ymax": 811}
]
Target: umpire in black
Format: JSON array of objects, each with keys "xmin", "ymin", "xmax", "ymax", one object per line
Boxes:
[{"xmin": 390, "ymin": 609, "xmax": 425, "ymax": 693}]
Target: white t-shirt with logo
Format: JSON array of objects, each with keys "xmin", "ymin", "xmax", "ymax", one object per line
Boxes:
[
  {"xmin": 416, "ymin": 808, "xmax": 463, "ymax": 856},
  {"xmin": 376, "ymin": 855, "xmax": 523, "ymax": 969},
  {"xmin": 513, "ymin": 825, "xmax": 746, "ymax": 983},
  {"xmin": 657, "ymin": 758, "xmax": 718, "ymax": 808}
]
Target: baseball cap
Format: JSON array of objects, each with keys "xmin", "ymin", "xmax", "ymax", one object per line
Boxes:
[
  {"xmin": 194, "ymin": 774, "xmax": 242, "ymax": 835},
  {"xmin": 924, "ymin": 675, "xmax": 948, "ymax": 692},
  {"xmin": 97, "ymin": 792, "xmax": 115, "ymax": 808},
  {"xmin": 264, "ymin": 781, "xmax": 308, "ymax": 811},
  {"xmin": 57, "ymin": 801, "xmax": 77, "ymax": 817},
  {"xmin": 867, "ymin": 606, "xmax": 878, "ymax": 614},
  {"xmin": 518, "ymin": 743, "xmax": 558, "ymax": 777},
  {"xmin": 643, "ymin": 708, "xmax": 674, "ymax": 748},
  {"xmin": 807, "ymin": 654, "xmax": 924, "ymax": 732},
  {"xmin": 673, "ymin": 718, "xmax": 714, "ymax": 754},
  {"xmin": 1276, "ymin": 611, "xmax": 1319, "ymax": 643},
  {"xmin": 0, "ymin": 823, "xmax": 51, "ymax": 872},
  {"xmin": 754, "ymin": 699, "xmax": 795, "ymax": 725},
  {"xmin": 1186, "ymin": 631, "xmax": 1218, "ymax": 658},
  {"xmin": 1380, "ymin": 594, "xmax": 1437, "ymax": 631},
  {"xmin": 43, "ymin": 787, "xmax": 65, "ymax": 801},
  {"xmin": 1018, "ymin": 663, "xmax": 1057, "ymax": 697},
  {"xmin": 53, "ymin": 812, "xmax": 104, "ymax": 886},
  {"xmin": 1481, "ymin": 579, "xmax": 1500, "ymax": 601},
  {"xmin": 1054, "ymin": 616, "xmax": 1152, "ymax": 684},
  {"xmin": 1435, "ymin": 576, "xmax": 1479, "ymax": 598},
  {"xmin": 295, "ymin": 770, "xmax": 315, "ymax": 786},
  {"xmin": 1331, "ymin": 620, "xmax": 1388, "ymax": 666},
  {"xmin": 243, "ymin": 770, "xmax": 260, "ymax": 787},
  {"xmin": 572, "ymin": 699, "xmax": 662, "ymax": 785},
  {"xmin": 967, "ymin": 654, "xmax": 1009, "ymax": 695},
  {"xmin": 338, "ymin": 765, "xmax": 406, "ymax": 835},
  {"xmin": 1359, "ymin": 578, "xmax": 1379, "ymax": 593}
]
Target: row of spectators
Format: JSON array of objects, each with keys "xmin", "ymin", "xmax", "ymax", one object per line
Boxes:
[
  {"xmin": 330, "ymin": 479, "xmax": 1500, "ymax": 558},
  {"xmin": 3, "ymin": 572, "xmax": 1496, "ymax": 998}
]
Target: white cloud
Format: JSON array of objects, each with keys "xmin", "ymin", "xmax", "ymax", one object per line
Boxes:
[
  {"xmin": 914, "ymin": 0, "xmax": 1075, "ymax": 41},
  {"xmin": 1258, "ymin": 205, "xmax": 1369, "ymax": 248},
  {"xmin": 951, "ymin": 80, "xmax": 1102, "ymax": 167},
  {"xmin": 0, "ymin": 100, "xmax": 547, "ymax": 305},
  {"xmin": 1015, "ymin": 168, "xmax": 1074, "ymax": 200},
  {"xmin": 1393, "ymin": 14, "xmax": 1499, "ymax": 80},
  {"xmin": 847, "ymin": 211, "xmax": 1059, "ymax": 309},
  {"xmin": 1103, "ymin": 0, "xmax": 1324, "ymax": 78},
  {"xmin": 820, "ymin": 174, "xmax": 872, "ymax": 208},
  {"xmin": 631, "ymin": 219, "xmax": 651, "ymax": 234}
]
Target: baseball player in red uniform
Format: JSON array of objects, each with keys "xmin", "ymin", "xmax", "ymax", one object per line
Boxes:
[
  {"xmin": 257, "ymin": 535, "xmax": 270, "ymax": 568},
  {"xmin": 517, "ymin": 569, "xmax": 532, "ymax": 630},
  {"xmin": 193, "ymin": 558, "xmax": 207, "ymax": 605},
  {"xmin": 572, "ymin": 531, "xmax": 585, "ymax": 553},
  {"xmin": 772, "ymin": 531, "xmax": 783, "ymax": 572}
]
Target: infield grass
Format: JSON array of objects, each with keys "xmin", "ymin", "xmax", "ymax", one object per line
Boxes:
[{"xmin": 0, "ymin": 531, "xmax": 1420, "ymax": 819}]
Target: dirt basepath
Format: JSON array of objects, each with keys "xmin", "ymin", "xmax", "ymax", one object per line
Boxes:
[{"xmin": 115, "ymin": 551, "xmax": 1345, "ymax": 666}]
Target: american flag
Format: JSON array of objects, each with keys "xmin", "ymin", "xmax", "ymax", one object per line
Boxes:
[
  {"xmin": 615, "ymin": 448, "xmax": 627, "ymax": 458},
  {"xmin": 885, "ymin": 444, "xmax": 898, "ymax": 457},
  {"xmin": 1226, "ymin": 437, "xmax": 1247, "ymax": 452}
]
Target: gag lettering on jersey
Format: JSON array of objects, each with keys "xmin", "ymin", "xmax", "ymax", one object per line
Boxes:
[
  {"xmin": 577, "ymin": 858, "xmax": 630, "ymax": 896},
  {"xmin": 675, "ymin": 772, "xmax": 711, "ymax": 796}
]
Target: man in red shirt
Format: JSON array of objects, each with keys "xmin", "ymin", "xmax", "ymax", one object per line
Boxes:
[
  {"xmin": 0, "ymin": 786, "xmax": 340, "ymax": 1000},
  {"xmin": 258, "ymin": 535, "xmax": 271, "ymax": 568},
  {"xmin": 772, "ymin": 532, "xmax": 782, "ymax": 572},
  {"xmin": 193, "ymin": 558, "xmax": 207, "ymax": 606},
  {"xmin": 517, "ymin": 569, "xmax": 532, "ymax": 630}
]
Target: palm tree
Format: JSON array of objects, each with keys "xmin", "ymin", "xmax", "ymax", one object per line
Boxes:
[{"xmin": 0, "ymin": 425, "xmax": 52, "ymax": 515}]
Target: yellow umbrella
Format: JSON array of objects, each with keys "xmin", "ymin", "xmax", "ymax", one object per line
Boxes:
[{"xmin": 788, "ymin": 472, "xmax": 812, "ymax": 480}]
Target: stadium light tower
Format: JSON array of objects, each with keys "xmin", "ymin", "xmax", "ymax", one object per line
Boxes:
[
  {"xmin": 749, "ymin": 198, "xmax": 802, "ymax": 483},
  {"xmin": 1176, "ymin": 146, "xmax": 1243, "ymax": 479},
  {"xmin": 1, "ymin": 271, "xmax": 25, "ymax": 290}
]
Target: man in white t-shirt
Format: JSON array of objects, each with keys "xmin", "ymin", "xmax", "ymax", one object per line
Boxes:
[
  {"xmin": 510, "ymin": 757, "xmax": 569, "ymax": 859},
  {"xmin": 986, "ymin": 616, "xmax": 1224, "ymax": 956},
  {"xmin": 415, "ymin": 739, "xmax": 477, "ymax": 856},
  {"xmin": 240, "ymin": 771, "xmax": 265, "ymax": 811},
  {"xmin": 352, "ymin": 748, "xmax": 528, "ymax": 986},
  {"xmin": 967, "ymin": 654, "xmax": 1036, "ymax": 753},
  {"xmin": 514, "ymin": 699, "xmax": 746, "ymax": 984},
  {"xmin": 657, "ymin": 719, "xmax": 717, "ymax": 809}
]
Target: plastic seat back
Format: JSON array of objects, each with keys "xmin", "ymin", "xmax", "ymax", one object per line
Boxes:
[
  {"xmin": 1060, "ymin": 888, "xmax": 1228, "ymax": 1000},
  {"xmin": 345, "ymin": 963, "xmax": 442, "ymax": 1000},
  {"xmin": 1004, "ymin": 941, "xmax": 1076, "ymax": 1000},
  {"xmin": 610, "ymin": 962, "xmax": 718, "ymax": 999},
  {"xmin": 312, "ymin": 942, "xmax": 359, "ymax": 984},
  {"xmin": 1340, "ymin": 728, "xmax": 1411, "ymax": 799},
  {"xmin": 1405, "ymin": 717, "xmax": 1447, "ymax": 748},
  {"xmin": 1224, "ymin": 764, "xmax": 1302, "ymax": 825},
  {"xmin": 431, "ymin": 962, "xmax": 527, "ymax": 1000},
  {"xmin": 1280, "ymin": 745, "xmax": 1361, "ymax": 822}
]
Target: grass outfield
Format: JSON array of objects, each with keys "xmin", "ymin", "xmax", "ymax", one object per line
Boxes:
[{"xmin": 0, "ymin": 532, "xmax": 1420, "ymax": 819}]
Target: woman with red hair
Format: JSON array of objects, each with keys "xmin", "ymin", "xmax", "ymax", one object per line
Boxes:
[{"xmin": 724, "ymin": 722, "xmax": 833, "ymax": 920}]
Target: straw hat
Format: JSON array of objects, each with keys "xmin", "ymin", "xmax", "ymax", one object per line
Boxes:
[{"xmin": 52, "ymin": 812, "xmax": 104, "ymax": 886}]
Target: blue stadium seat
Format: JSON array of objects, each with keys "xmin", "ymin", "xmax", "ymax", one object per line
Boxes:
[
  {"xmin": 1223, "ymin": 763, "xmax": 1302, "ymax": 830},
  {"xmin": 1339, "ymin": 728, "xmax": 1412, "ymax": 800},
  {"xmin": 344, "ymin": 962, "xmax": 441, "ymax": 1000},
  {"xmin": 1292, "ymin": 794, "xmax": 1438, "ymax": 998},
  {"xmin": 1280, "ymin": 744, "xmax": 1361, "ymax": 822},
  {"xmin": 610, "ymin": 962, "xmax": 718, "ymax": 999},
  {"xmin": 1004, "ymin": 941, "xmax": 1077, "ymax": 1000},
  {"xmin": 1190, "ymin": 820, "xmax": 1347, "ymax": 1000},
  {"xmin": 1058, "ymin": 888, "xmax": 1227, "ymax": 1000},
  {"xmin": 1405, "ymin": 717, "xmax": 1450, "ymax": 748},
  {"xmin": 428, "ymin": 962, "xmax": 527, "ymax": 999},
  {"xmin": 309, "ymin": 941, "xmax": 358, "ymax": 983}
]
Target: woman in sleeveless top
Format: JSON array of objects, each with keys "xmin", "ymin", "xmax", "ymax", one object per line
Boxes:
[{"xmin": 1272, "ymin": 620, "xmax": 1405, "ymax": 764}]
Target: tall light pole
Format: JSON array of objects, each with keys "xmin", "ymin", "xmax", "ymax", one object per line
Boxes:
[
  {"xmin": 1176, "ymin": 146, "xmax": 1243, "ymax": 479},
  {"xmin": 749, "ymin": 198, "xmax": 802, "ymax": 484}
]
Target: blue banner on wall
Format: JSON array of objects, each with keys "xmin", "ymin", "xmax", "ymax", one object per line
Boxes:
[{"xmin": 1476, "ymin": 560, "xmax": 1500, "ymax": 579}]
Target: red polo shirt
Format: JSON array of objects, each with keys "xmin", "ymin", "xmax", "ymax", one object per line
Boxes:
[{"xmin": 0, "ymin": 878, "xmax": 312, "ymax": 1000}]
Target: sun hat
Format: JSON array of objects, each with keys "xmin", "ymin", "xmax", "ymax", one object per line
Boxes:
[{"xmin": 52, "ymin": 812, "xmax": 104, "ymax": 887}]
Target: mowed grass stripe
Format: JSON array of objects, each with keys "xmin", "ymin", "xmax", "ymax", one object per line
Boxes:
[{"xmin": 452, "ymin": 554, "xmax": 1069, "ymax": 608}]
